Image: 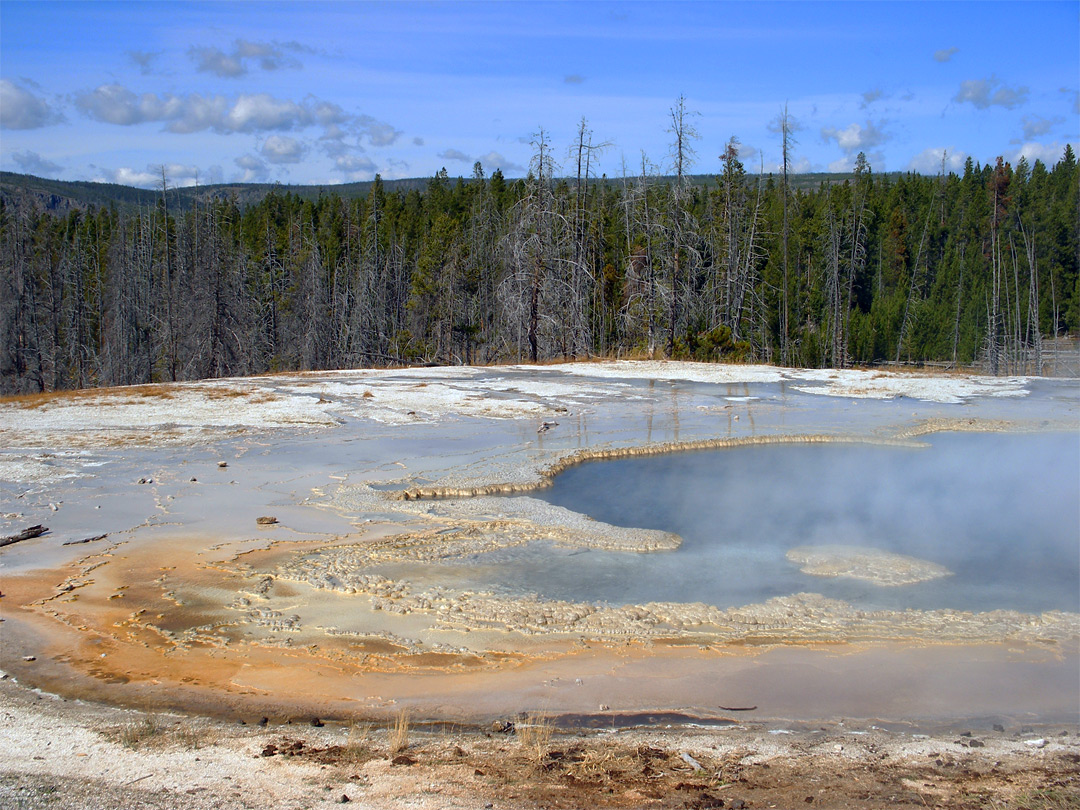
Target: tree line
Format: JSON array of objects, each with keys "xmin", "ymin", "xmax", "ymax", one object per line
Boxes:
[{"xmin": 1, "ymin": 117, "xmax": 1077, "ymax": 395}]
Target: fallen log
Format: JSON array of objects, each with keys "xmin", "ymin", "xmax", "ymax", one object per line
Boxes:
[{"xmin": 0, "ymin": 525, "xmax": 48, "ymax": 547}]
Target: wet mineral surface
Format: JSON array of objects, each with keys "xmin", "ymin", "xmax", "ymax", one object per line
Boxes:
[{"xmin": 1, "ymin": 361, "xmax": 1077, "ymax": 727}]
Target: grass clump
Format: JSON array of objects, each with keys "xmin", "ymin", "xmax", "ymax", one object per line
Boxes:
[
  {"xmin": 388, "ymin": 710, "xmax": 410, "ymax": 754},
  {"xmin": 518, "ymin": 713, "xmax": 554, "ymax": 769}
]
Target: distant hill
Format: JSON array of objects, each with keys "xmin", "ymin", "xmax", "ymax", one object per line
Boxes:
[{"xmin": 0, "ymin": 169, "xmax": 893, "ymax": 215}]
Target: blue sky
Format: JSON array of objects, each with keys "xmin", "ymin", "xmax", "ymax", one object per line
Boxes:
[{"xmin": 1, "ymin": 1, "xmax": 1077, "ymax": 188}]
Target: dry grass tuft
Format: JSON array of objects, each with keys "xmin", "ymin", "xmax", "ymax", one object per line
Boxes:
[
  {"xmin": 344, "ymin": 722, "xmax": 373, "ymax": 763},
  {"xmin": 108, "ymin": 714, "xmax": 163, "ymax": 749},
  {"xmin": 517, "ymin": 712, "xmax": 554, "ymax": 769},
  {"xmin": 388, "ymin": 710, "xmax": 410, "ymax": 754}
]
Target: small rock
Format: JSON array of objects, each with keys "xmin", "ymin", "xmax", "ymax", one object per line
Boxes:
[
  {"xmin": 599, "ymin": 704, "xmax": 610, "ymax": 711},
  {"xmin": 189, "ymin": 477, "xmax": 197, "ymax": 483},
  {"xmin": 491, "ymin": 720, "xmax": 515, "ymax": 734},
  {"xmin": 258, "ymin": 717, "xmax": 269, "ymax": 727},
  {"xmin": 1024, "ymin": 738, "xmax": 1047, "ymax": 748},
  {"xmin": 217, "ymin": 461, "xmax": 228, "ymax": 468},
  {"xmin": 730, "ymin": 800, "xmax": 746, "ymax": 810},
  {"xmin": 22, "ymin": 656, "xmax": 36, "ymax": 662},
  {"xmin": 993, "ymin": 724, "xmax": 1005, "ymax": 732},
  {"xmin": 310, "ymin": 717, "xmax": 324, "ymax": 727},
  {"xmin": 338, "ymin": 796, "xmax": 350, "ymax": 804},
  {"xmin": 256, "ymin": 516, "xmax": 278, "ymax": 526},
  {"xmin": 391, "ymin": 754, "xmax": 416, "ymax": 766}
]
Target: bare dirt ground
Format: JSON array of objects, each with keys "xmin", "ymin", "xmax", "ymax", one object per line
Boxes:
[{"xmin": 2, "ymin": 678, "xmax": 1077, "ymax": 810}]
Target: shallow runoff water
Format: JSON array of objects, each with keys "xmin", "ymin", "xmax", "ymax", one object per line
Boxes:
[{"xmin": 452, "ymin": 431, "xmax": 1080, "ymax": 615}]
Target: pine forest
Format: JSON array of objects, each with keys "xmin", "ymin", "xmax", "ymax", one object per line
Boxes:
[{"xmin": 1, "ymin": 121, "xmax": 1077, "ymax": 396}]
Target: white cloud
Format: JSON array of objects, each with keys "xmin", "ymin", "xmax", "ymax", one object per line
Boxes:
[
  {"xmin": 234, "ymin": 39, "xmax": 299, "ymax": 71},
  {"xmin": 438, "ymin": 148, "xmax": 471, "ymax": 162},
  {"xmin": 189, "ymin": 39, "xmax": 302, "ymax": 78},
  {"xmin": 189, "ymin": 46, "xmax": 246, "ymax": 78},
  {"xmin": 91, "ymin": 163, "xmax": 204, "ymax": 189},
  {"xmin": 261, "ymin": 134, "xmax": 307, "ymax": 164},
  {"xmin": 953, "ymin": 76, "xmax": 1029, "ymax": 110},
  {"xmin": 907, "ymin": 147, "xmax": 967, "ymax": 174},
  {"xmin": 334, "ymin": 154, "xmax": 377, "ymax": 181},
  {"xmin": 234, "ymin": 154, "xmax": 270, "ymax": 183},
  {"xmin": 11, "ymin": 150, "xmax": 63, "ymax": 176},
  {"xmin": 821, "ymin": 119, "xmax": 890, "ymax": 155},
  {"xmin": 0, "ymin": 79, "xmax": 62, "ymax": 129},
  {"xmin": 356, "ymin": 114, "xmax": 402, "ymax": 147},
  {"xmin": 1008, "ymin": 141, "xmax": 1080, "ymax": 168},
  {"xmin": 476, "ymin": 151, "xmax": 525, "ymax": 175},
  {"xmin": 311, "ymin": 99, "xmax": 349, "ymax": 126},
  {"xmin": 933, "ymin": 47, "xmax": 959, "ymax": 63},
  {"xmin": 74, "ymin": 85, "xmax": 340, "ymax": 135}
]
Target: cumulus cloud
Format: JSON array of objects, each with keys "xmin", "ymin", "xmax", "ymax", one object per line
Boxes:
[
  {"xmin": 0, "ymin": 79, "xmax": 63, "ymax": 129},
  {"xmin": 74, "ymin": 84, "xmax": 346, "ymax": 135},
  {"xmin": 907, "ymin": 147, "xmax": 967, "ymax": 174},
  {"xmin": 356, "ymin": 114, "xmax": 402, "ymax": 147},
  {"xmin": 189, "ymin": 39, "xmax": 303, "ymax": 78},
  {"xmin": 128, "ymin": 50, "xmax": 160, "ymax": 75},
  {"xmin": 821, "ymin": 119, "xmax": 890, "ymax": 155},
  {"xmin": 261, "ymin": 134, "xmax": 307, "ymax": 164},
  {"xmin": 438, "ymin": 148, "xmax": 471, "ymax": 162},
  {"xmin": 953, "ymin": 76, "xmax": 1029, "ymax": 110},
  {"xmin": 564, "ymin": 74, "xmax": 585, "ymax": 84},
  {"xmin": 11, "ymin": 150, "xmax": 63, "ymax": 176},
  {"xmin": 934, "ymin": 47, "xmax": 959, "ymax": 63},
  {"xmin": 234, "ymin": 154, "xmax": 270, "ymax": 183},
  {"xmin": 413, "ymin": 136, "xmax": 425, "ymax": 146},
  {"xmin": 476, "ymin": 151, "xmax": 525, "ymax": 175},
  {"xmin": 1009, "ymin": 141, "xmax": 1080, "ymax": 168},
  {"xmin": 333, "ymin": 154, "xmax": 377, "ymax": 181},
  {"xmin": 93, "ymin": 162, "xmax": 205, "ymax": 189}
]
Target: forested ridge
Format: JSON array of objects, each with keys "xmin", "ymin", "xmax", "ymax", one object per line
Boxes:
[{"xmin": 1, "ymin": 129, "xmax": 1077, "ymax": 395}]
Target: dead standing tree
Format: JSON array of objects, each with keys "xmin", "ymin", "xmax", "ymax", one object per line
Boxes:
[{"xmin": 665, "ymin": 95, "xmax": 700, "ymax": 355}]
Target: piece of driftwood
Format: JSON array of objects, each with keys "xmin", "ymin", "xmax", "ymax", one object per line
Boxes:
[
  {"xmin": 0, "ymin": 525, "xmax": 48, "ymax": 547},
  {"xmin": 718, "ymin": 705, "xmax": 758, "ymax": 712},
  {"xmin": 62, "ymin": 533, "xmax": 109, "ymax": 546}
]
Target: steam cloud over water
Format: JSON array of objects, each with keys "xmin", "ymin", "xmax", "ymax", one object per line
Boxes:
[{"xmin": 504, "ymin": 432, "xmax": 1079, "ymax": 613}]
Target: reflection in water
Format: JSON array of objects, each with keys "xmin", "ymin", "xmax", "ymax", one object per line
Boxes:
[{"xmin": 391, "ymin": 433, "xmax": 1078, "ymax": 614}]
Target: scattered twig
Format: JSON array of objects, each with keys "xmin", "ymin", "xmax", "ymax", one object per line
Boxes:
[
  {"xmin": 62, "ymin": 533, "xmax": 108, "ymax": 546},
  {"xmin": 123, "ymin": 773, "xmax": 154, "ymax": 786}
]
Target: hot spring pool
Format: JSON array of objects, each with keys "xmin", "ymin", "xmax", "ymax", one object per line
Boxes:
[{"xmin": 374, "ymin": 431, "xmax": 1079, "ymax": 614}]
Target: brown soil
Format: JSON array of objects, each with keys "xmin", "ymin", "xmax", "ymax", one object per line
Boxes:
[{"xmin": 1, "ymin": 676, "xmax": 1077, "ymax": 810}]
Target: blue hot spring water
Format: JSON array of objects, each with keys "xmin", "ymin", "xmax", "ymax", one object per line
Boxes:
[{"xmin": 379, "ymin": 432, "xmax": 1080, "ymax": 614}]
